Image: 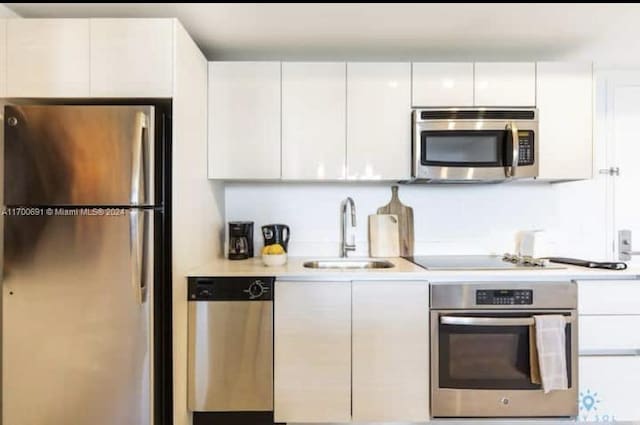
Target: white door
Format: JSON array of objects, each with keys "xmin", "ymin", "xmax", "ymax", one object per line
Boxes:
[
  {"xmin": 90, "ymin": 18, "xmax": 174, "ymax": 97},
  {"xmin": 474, "ymin": 62, "xmax": 535, "ymax": 107},
  {"xmin": 412, "ymin": 62, "xmax": 474, "ymax": 107},
  {"xmin": 273, "ymin": 281, "xmax": 351, "ymax": 423},
  {"xmin": 346, "ymin": 62, "xmax": 411, "ymax": 180},
  {"xmin": 6, "ymin": 19, "xmax": 90, "ymax": 97},
  {"xmin": 208, "ymin": 62, "xmax": 281, "ymax": 179},
  {"xmin": 281, "ymin": 62, "xmax": 346, "ymax": 180},
  {"xmin": 601, "ymin": 71, "xmax": 640, "ymax": 263}
]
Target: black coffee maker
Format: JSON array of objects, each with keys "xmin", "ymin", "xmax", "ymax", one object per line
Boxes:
[
  {"xmin": 262, "ymin": 224, "xmax": 290, "ymax": 252},
  {"xmin": 228, "ymin": 221, "xmax": 254, "ymax": 260}
]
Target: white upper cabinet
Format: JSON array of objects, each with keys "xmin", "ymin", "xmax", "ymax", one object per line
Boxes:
[
  {"xmin": 347, "ymin": 62, "xmax": 411, "ymax": 180},
  {"xmin": 6, "ymin": 19, "xmax": 90, "ymax": 97},
  {"xmin": 90, "ymin": 19, "xmax": 174, "ymax": 97},
  {"xmin": 412, "ymin": 62, "xmax": 474, "ymax": 107},
  {"xmin": 536, "ymin": 62, "xmax": 593, "ymax": 180},
  {"xmin": 474, "ymin": 62, "xmax": 536, "ymax": 106},
  {"xmin": 208, "ymin": 62, "xmax": 281, "ymax": 179},
  {"xmin": 0, "ymin": 19, "xmax": 6, "ymax": 98},
  {"xmin": 282, "ymin": 62, "xmax": 346, "ymax": 180}
]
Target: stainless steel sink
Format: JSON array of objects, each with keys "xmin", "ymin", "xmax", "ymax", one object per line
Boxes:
[{"xmin": 303, "ymin": 259, "xmax": 395, "ymax": 269}]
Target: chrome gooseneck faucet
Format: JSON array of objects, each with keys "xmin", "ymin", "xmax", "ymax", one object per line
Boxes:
[{"xmin": 340, "ymin": 197, "xmax": 356, "ymax": 257}]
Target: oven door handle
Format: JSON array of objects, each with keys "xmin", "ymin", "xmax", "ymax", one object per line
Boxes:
[{"xmin": 440, "ymin": 316, "xmax": 572, "ymax": 326}]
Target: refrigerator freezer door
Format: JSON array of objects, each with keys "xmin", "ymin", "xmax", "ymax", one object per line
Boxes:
[
  {"xmin": 2, "ymin": 209, "xmax": 154, "ymax": 425},
  {"xmin": 4, "ymin": 105, "xmax": 156, "ymax": 206}
]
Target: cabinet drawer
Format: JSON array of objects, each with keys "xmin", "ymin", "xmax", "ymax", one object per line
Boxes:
[
  {"xmin": 580, "ymin": 315, "xmax": 640, "ymax": 352},
  {"xmin": 579, "ymin": 356, "xmax": 640, "ymax": 422},
  {"xmin": 578, "ymin": 280, "xmax": 640, "ymax": 314}
]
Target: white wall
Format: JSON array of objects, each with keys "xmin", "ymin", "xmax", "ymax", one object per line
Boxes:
[
  {"xmin": 171, "ymin": 21, "xmax": 225, "ymax": 425},
  {"xmin": 225, "ymin": 178, "xmax": 608, "ymax": 259}
]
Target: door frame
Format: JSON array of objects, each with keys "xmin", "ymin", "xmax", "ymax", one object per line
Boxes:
[{"xmin": 596, "ymin": 68, "xmax": 640, "ymax": 260}]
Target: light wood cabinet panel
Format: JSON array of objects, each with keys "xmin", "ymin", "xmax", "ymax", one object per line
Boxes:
[
  {"xmin": 412, "ymin": 62, "xmax": 474, "ymax": 107},
  {"xmin": 474, "ymin": 62, "xmax": 535, "ymax": 106},
  {"xmin": 537, "ymin": 62, "xmax": 593, "ymax": 180},
  {"xmin": 346, "ymin": 62, "xmax": 411, "ymax": 180},
  {"xmin": 6, "ymin": 19, "xmax": 90, "ymax": 97},
  {"xmin": 208, "ymin": 62, "xmax": 281, "ymax": 179},
  {"xmin": 352, "ymin": 280, "xmax": 429, "ymax": 422},
  {"xmin": 90, "ymin": 18, "xmax": 173, "ymax": 97},
  {"xmin": 274, "ymin": 281, "xmax": 351, "ymax": 423},
  {"xmin": 282, "ymin": 62, "xmax": 346, "ymax": 180}
]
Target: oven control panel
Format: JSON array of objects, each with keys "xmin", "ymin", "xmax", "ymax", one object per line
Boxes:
[{"xmin": 476, "ymin": 289, "xmax": 533, "ymax": 305}]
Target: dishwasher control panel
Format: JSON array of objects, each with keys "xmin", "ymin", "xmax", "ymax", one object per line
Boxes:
[{"xmin": 188, "ymin": 277, "xmax": 274, "ymax": 301}]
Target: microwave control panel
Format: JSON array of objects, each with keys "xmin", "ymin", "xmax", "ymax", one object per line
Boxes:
[
  {"xmin": 517, "ymin": 131, "xmax": 535, "ymax": 166},
  {"xmin": 476, "ymin": 289, "xmax": 533, "ymax": 305}
]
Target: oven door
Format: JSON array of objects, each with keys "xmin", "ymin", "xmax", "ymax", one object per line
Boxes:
[
  {"xmin": 431, "ymin": 310, "xmax": 578, "ymax": 418},
  {"xmin": 413, "ymin": 117, "xmax": 537, "ymax": 181}
]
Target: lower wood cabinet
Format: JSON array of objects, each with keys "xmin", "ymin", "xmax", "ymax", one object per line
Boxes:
[
  {"xmin": 274, "ymin": 281, "xmax": 351, "ymax": 423},
  {"xmin": 274, "ymin": 279, "xmax": 429, "ymax": 423},
  {"xmin": 579, "ymin": 356, "xmax": 640, "ymax": 422},
  {"xmin": 352, "ymin": 280, "xmax": 429, "ymax": 422}
]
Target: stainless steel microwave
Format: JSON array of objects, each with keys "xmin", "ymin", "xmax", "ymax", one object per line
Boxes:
[{"xmin": 412, "ymin": 108, "xmax": 539, "ymax": 182}]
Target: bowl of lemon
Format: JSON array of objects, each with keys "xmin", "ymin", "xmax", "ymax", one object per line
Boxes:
[{"xmin": 261, "ymin": 243, "xmax": 287, "ymax": 267}]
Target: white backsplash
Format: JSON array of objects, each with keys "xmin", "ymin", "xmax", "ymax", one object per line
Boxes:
[{"xmin": 225, "ymin": 176, "xmax": 610, "ymax": 260}]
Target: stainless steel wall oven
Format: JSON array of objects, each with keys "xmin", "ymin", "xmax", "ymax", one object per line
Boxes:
[{"xmin": 430, "ymin": 282, "xmax": 578, "ymax": 418}]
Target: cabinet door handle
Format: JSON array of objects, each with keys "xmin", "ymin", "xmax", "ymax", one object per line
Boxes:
[{"xmin": 580, "ymin": 349, "xmax": 640, "ymax": 357}]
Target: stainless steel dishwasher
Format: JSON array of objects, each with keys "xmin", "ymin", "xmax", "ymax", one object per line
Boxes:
[{"xmin": 187, "ymin": 276, "xmax": 274, "ymax": 412}]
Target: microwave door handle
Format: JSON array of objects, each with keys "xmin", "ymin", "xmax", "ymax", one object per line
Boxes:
[
  {"xmin": 506, "ymin": 122, "xmax": 519, "ymax": 178},
  {"xmin": 440, "ymin": 316, "xmax": 573, "ymax": 326}
]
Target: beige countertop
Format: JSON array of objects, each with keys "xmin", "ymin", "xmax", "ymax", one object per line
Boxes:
[{"xmin": 188, "ymin": 257, "xmax": 640, "ymax": 282}]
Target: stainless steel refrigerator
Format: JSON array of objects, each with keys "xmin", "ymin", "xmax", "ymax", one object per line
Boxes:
[{"xmin": 2, "ymin": 104, "xmax": 171, "ymax": 425}]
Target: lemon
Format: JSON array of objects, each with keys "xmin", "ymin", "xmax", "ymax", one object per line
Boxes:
[{"xmin": 263, "ymin": 244, "xmax": 285, "ymax": 255}]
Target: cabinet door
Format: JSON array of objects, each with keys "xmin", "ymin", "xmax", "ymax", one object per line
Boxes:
[
  {"xmin": 347, "ymin": 62, "xmax": 411, "ymax": 180},
  {"xmin": 352, "ymin": 281, "xmax": 429, "ymax": 422},
  {"xmin": 274, "ymin": 281, "xmax": 351, "ymax": 423},
  {"xmin": 474, "ymin": 62, "xmax": 535, "ymax": 106},
  {"xmin": 90, "ymin": 19, "xmax": 173, "ymax": 97},
  {"xmin": 579, "ymin": 356, "xmax": 640, "ymax": 422},
  {"xmin": 412, "ymin": 62, "xmax": 474, "ymax": 107},
  {"xmin": 578, "ymin": 280, "xmax": 640, "ymax": 315},
  {"xmin": 282, "ymin": 62, "xmax": 346, "ymax": 180},
  {"xmin": 0, "ymin": 19, "xmax": 6, "ymax": 97},
  {"xmin": 537, "ymin": 62, "xmax": 593, "ymax": 180},
  {"xmin": 208, "ymin": 62, "xmax": 281, "ymax": 179},
  {"xmin": 7, "ymin": 19, "xmax": 90, "ymax": 97}
]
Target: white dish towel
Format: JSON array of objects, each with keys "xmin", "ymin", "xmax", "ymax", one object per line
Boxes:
[{"xmin": 534, "ymin": 314, "xmax": 569, "ymax": 393}]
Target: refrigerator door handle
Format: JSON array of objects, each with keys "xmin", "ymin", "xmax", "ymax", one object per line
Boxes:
[
  {"xmin": 129, "ymin": 209, "xmax": 148, "ymax": 304},
  {"xmin": 131, "ymin": 112, "xmax": 148, "ymax": 206}
]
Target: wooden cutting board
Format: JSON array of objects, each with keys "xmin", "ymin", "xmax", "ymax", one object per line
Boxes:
[
  {"xmin": 376, "ymin": 185, "xmax": 414, "ymax": 257},
  {"xmin": 368, "ymin": 214, "xmax": 400, "ymax": 257}
]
